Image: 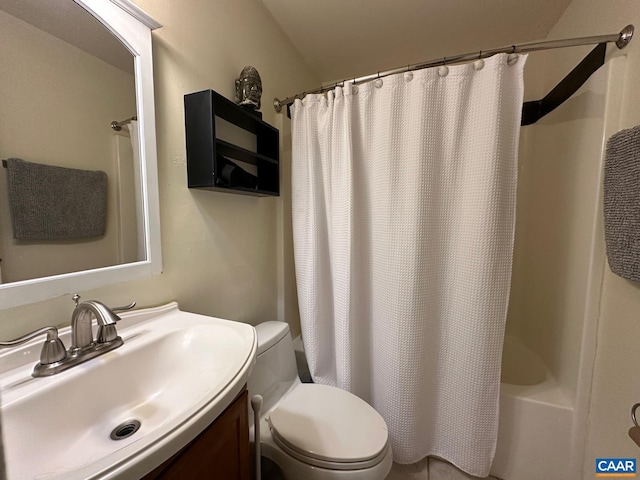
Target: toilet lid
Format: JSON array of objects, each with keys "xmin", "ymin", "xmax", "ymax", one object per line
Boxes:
[{"xmin": 268, "ymin": 384, "xmax": 388, "ymax": 464}]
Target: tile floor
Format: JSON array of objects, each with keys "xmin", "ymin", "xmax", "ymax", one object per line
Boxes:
[{"xmin": 386, "ymin": 458, "xmax": 500, "ymax": 480}]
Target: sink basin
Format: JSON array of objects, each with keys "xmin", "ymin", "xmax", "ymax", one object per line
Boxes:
[{"xmin": 0, "ymin": 302, "xmax": 256, "ymax": 479}]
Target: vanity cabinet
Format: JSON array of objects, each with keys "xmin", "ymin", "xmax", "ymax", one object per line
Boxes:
[
  {"xmin": 184, "ymin": 89, "xmax": 279, "ymax": 196},
  {"xmin": 143, "ymin": 388, "xmax": 250, "ymax": 479}
]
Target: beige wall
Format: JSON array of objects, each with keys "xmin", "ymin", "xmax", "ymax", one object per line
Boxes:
[
  {"xmin": 521, "ymin": 1, "xmax": 640, "ymax": 476},
  {"xmin": 0, "ymin": 10, "xmax": 136, "ymax": 282},
  {"xmin": 0, "ymin": 0, "xmax": 317, "ymax": 339}
]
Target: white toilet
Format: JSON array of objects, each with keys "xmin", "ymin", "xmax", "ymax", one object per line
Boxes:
[{"xmin": 248, "ymin": 321, "xmax": 392, "ymax": 480}]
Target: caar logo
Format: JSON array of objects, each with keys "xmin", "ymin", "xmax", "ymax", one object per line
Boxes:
[{"xmin": 596, "ymin": 458, "xmax": 637, "ymax": 477}]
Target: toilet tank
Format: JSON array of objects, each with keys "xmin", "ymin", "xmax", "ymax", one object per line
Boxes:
[{"xmin": 247, "ymin": 321, "xmax": 300, "ymax": 416}]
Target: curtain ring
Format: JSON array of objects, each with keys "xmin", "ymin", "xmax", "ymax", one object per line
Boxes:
[
  {"xmin": 511, "ymin": 45, "xmax": 516, "ymax": 53},
  {"xmin": 438, "ymin": 58, "xmax": 449, "ymax": 77},
  {"xmin": 374, "ymin": 72, "xmax": 383, "ymax": 88},
  {"xmin": 404, "ymin": 68, "xmax": 414, "ymax": 82},
  {"xmin": 474, "ymin": 51, "xmax": 485, "ymax": 71}
]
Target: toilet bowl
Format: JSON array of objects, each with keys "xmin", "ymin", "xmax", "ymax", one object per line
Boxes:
[{"xmin": 248, "ymin": 321, "xmax": 392, "ymax": 480}]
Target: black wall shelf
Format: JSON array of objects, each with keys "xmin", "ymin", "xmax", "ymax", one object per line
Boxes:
[{"xmin": 184, "ymin": 89, "xmax": 279, "ymax": 196}]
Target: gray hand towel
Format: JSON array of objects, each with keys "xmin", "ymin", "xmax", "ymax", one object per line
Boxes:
[
  {"xmin": 604, "ymin": 125, "xmax": 640, "ymax": 281},
  {"xmin": 6, "ymin": 158, "xmax": 107, "ymax": 241}
]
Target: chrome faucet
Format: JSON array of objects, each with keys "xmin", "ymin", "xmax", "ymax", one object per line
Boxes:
[
  {"xmin": 70, "ymin": 296, "xmax": 124, "ymax": 353},
  {"xmin": 0, "ymin": 294, "xmax": 135, "ymax": 377}
]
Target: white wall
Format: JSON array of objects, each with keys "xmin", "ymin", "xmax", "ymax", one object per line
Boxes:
[{"xmin": 0, "ymin": 0, "xmax": 317, "ymax": 340}]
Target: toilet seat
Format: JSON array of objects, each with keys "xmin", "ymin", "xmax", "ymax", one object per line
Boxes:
[
  {"xmin": 267, "ymin": 384, "xmax": 389, "ymax": 471},
  {"xmin": 270, "ymin": 429, "xmax": 391, "ymax": 471}
]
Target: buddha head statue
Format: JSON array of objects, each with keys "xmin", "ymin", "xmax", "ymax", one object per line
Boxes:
[{"xmin": 235, "ymin": 66, "xmax": 262, "ymax": 110}]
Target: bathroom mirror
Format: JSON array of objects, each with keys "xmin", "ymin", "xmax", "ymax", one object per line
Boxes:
[{"xmin": 0, "ymin": 0, "xmax": 162, "ymax": 309}]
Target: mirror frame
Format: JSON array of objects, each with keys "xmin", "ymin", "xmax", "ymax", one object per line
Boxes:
[{"xmin": 0, "ymin": 0, "xmax": 162, "ymax": 309}]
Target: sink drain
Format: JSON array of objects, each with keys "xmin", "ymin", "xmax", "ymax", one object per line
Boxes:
[{"xmin": 110, "ymin": 419, "xmax": 141, "ymax": 441}]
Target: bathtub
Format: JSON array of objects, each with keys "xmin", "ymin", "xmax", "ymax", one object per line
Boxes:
[{"xmin": 491, "ymin": 335, "xmax": 574, "ymax": 480}]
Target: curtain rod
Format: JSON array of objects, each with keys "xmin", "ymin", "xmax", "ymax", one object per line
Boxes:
[
  {"xmin": 110, "ymin": 116, "xmax": 137, "ymax": 131},
  {"xmin": 273, "ymin": 25, "xmax": 634, "ymax": 113}
]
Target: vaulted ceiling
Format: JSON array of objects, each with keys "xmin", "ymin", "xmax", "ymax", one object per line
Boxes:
[{"xmin": 261, "ymin": 0, "xmax": 573, "ymax": 82}]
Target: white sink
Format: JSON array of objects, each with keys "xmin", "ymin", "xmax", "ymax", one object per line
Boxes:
[{"xmin": 0, "ymin": 302, "xmax": 257, "ymax": 479}]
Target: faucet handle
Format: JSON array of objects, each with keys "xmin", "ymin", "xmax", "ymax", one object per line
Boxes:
[
  {"xmin": 110, "ymin": 301, "xmax": 136, "ymax": 314},
  {"xmin": 40, "ymin": 331, "xmax": 67, "ymax": 365},
  {"xmin": 0, "ymin": 327, "xmax": 66, "ymax": 365},
  {"xmin": 97, "ymin": 324, "xmax": 119, "ymax": 344},
  {"xmin": 95, "ymin": 301, "xmax": 135, "ymax": 344}
]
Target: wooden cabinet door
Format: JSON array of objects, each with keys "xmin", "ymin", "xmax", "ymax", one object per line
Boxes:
[{"xmin": 144, "ymin": 389, "xmax": 250, "ymax": 480}]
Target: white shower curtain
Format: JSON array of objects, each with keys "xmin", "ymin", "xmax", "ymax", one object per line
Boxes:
[
  {"xmin": 291, "ymin": 54, "xmax": 526, "ymax": 477},
  {"xmin": 126, "ymin": 120, "xmax": 145, "ymax": 261}
]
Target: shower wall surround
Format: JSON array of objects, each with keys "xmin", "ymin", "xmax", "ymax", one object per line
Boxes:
[{"xmin": 540, "ymin": 0, "xmax": 640, "ymax": 476}]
